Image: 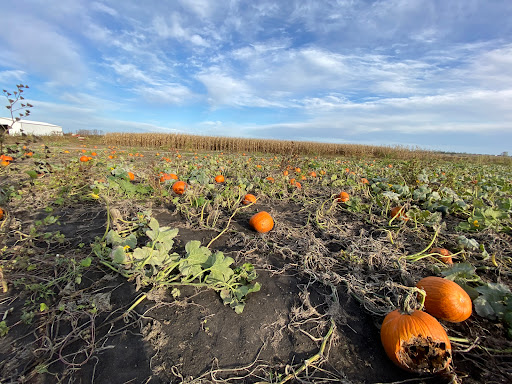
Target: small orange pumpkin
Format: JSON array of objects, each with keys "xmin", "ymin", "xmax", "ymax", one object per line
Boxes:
[
  {"xmin": 128, "ymin": 172, "xmax": 135, "ymax": 181},
  {"xmin": 390, "ymin": 206, "xmax": 408, "ymax": 221},
  {"xmin": 431, "ymin": 247, "xmax": 453, "ymax": 265},
  {"xmin": 416, "ymin": 276, "xmax": 472, "ymax": 323},
  {"xmin": 336, "ymin": 191, "xmax": 350, "ymax": 203},
  {"xmin": 360, "ymin": 178, "xmax": 369, "ymax": 184},
  {"xmin": 309, "ymin": 171, "xmax": 317, "ymax": 177},
  {"xmin": 172, "ymin": 181, "xmax": 187, "ymax": 195},
  {"xmin": 380, "ymin": 309, "xmax": 452, "ymax": 374},
  {"xmin": 0, "ymin": 207, "xmax": 3, "ymax": 220},
  {"xmin": 215, "ymin": 175, "xmax": 225, "ymax": 183},
  {"xmin": 242, "ymin": 194, "xmax": 257, "ymax": 205},
  {"xmin": 249, "ymin": 211, "xmax": 274, "ymax": 233},
  {"xmin": 79, "ymin": 155, "xmax": 90, "ymax": 162}
]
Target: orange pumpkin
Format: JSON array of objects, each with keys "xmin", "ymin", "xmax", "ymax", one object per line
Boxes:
[
  {"xmin": 309, "ymin": 171, "xmax": 317, "ymax": 177},
  {"xmin": 336, "ymin": 191, "xmax": 350, "ymax": 203},
  {"xmin": 0, "ymin": 155, "xmax": 13, "ymax": 162},
  {"xmin": 249, "ymin": 211, "xmax": 274, "ymax": 233},
  {"xmin": 215, "ymin": 175, "xmax": 225, "ymax": 183},
  {"xmin": 0, "ymin": 207, "xmax": 3, "ymax": 220},
  {"xmin": 169, "ymin": 173, "xmax": 178, "ymax": 180},
  {"xmin": 416, "ymin": 277, "xmax": 472, "ymax": 322},
  {"xmin": 128, "ymin": 172, "xmax": 135, "ymax": 181},
  {"xmin": 172, "ymin": 181, "xmax": 187, "ymax": 195},
  {"xmin": 380, "ymin": 309, "xmax": 452, "ymax": 374},
  {"xmin": 390, "ymin": 206, "xmax": 408, "ymax": 221},
  {"xmin": 242, "ymin": 194, "xmax": 257, "ymax": 205},
  {"xmin": 79, "ymin": 155, "xmax": 90, "ymax": 162},
  {"xmin": 431, "ymin": 247, "xmax": 453, "ymax": 265},
  {"xmin": 360, "ymin": 178, "xmax": 369, "ymax": 184}
]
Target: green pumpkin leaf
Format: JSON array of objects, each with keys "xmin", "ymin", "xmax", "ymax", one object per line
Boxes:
[
  {"xmin": 204, "ymin": 252, "xmax": 234, "ymax": 284},
  {"xmin": 474, "ymin": 283, "xmax": 512, "ymax": 320}
]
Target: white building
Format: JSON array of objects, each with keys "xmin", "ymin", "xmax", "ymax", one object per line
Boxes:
[{"xmin": 0, "ymin": 117, "xmax": 63, "ymax": 136}]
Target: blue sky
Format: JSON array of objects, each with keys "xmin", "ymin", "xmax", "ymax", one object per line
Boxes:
[{"xmin": 1, "ymin": 0, "xmax": 511, "ymax": 155}]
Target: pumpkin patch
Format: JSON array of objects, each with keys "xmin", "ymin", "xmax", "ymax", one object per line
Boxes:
[{"xmin": 0, "ymin": 135, "xmax": 510, "ymax": 383}]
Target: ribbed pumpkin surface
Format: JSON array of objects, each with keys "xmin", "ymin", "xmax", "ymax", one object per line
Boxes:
[
  {"xmin": 249, "ymin": 211, "xmax": 274, "ymax": 233},
  {"xmin": 416, "ymin": 276, "xmax": 472, "ymax": 322},
  {"xmin": 380, "ymin": 309, "xmax": 452, "ymax": 374}
]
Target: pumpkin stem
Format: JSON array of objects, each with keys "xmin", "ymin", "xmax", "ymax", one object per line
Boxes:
[
  {"xmin": 402, "ymin": 225, "xmax": 441, "ymax": 261},
  {"xmin": 401, "ymin": 286, "xmax": 426, "ymax": 314}
]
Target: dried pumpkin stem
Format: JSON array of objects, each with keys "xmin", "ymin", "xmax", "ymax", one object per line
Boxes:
[
  {"xmin": 401, "ymin": 226, "xmax": 440, "ymax": 261},
  {"xmin": 275, "ymin": 318, "xmax": 336, "ymax": 384},
  {"xmin": 401, "ymin": 286, "xmax": 426, "ymax": 313},
  {"xmin": 206, "ymin": 201, "xmax": 254, "ymax": 249}
]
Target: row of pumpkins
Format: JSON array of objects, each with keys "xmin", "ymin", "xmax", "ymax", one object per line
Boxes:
[{"xmin": 171, "ymin": 181, "xmax": 471, "ymax": 374}]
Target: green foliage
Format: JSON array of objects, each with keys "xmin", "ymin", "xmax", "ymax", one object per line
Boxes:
[
  {"xmin": 474, "ymin": 283, "xmax": 512, "ymax": 338},
  {"xmin": 96, "ymin": 217, "xmax": 260, "ymax": 313}
]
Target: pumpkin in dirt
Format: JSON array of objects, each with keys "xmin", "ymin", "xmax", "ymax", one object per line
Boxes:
[
  {"xmin": 215, "ymin": 175, "xmax": 225, "ymax": 183},
  {"xmin": 416, "ymin": 276, "xmax": 472, "ymax": 322},
  {"xmin": 0, "ymin": 207, "xmax": 3, "ymax": 220},
  {"xmin": 336, "ymin": 191, "xmax": 350, "ymax": 203},
  {"xmin": 390, "ymin": 206, "xmax": 408, "ymax": 221},
  {"xmin": 79, "ymin": 155, "xmax": 90, "ymax": 162},
  {"xmin": 380, "ymin": 309, "xmax": 452, "ymax": 374},
  {"xmin": 431, "ymin": 247, "xmax": 454, "ymax": 265},
  {"xmin": 249, "ymin": 211, "xmax": 274, "ymax": 233},
  {"xmin": 242, "ymin": 194, "xmax": 257, "ymax": 205},
  {"xmin": 128, "ymin": 172, "xmax": 135, "ymax": 181},
  {"xmin": 172, "ymin": 181, "xmax": 187, "ymax": 195}
]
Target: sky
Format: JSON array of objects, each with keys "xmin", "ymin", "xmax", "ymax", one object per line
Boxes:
[{"xmin": 1, "ymin": 0, "xmax": 511, "ymax": 155}]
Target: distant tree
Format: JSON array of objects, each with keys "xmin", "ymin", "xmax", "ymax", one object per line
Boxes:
[
  {"xmin": 1, "ymin": 84, "xmax": 33, "ymax": 152},
  {"xmin": 500, "ymin": 151, "xmax": 509, "ymax": 157}
]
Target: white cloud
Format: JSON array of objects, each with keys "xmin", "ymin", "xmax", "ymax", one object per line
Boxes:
[
  {"xmin": 108, "ymin": 61, "xmax": 157, "ymax": 85},
  {"xmin": 0, "ymin": 12, "xmax": 86, "ymax": 85},
  {"xmin": 0, "ymin": 70, "xmax": 27, "ymax": 84},
  {"xmin": 135, "ymin": 83, "xmax": 196, "ymax": 104},
  {"xmin": 152, "ymin": 14, "xmax": 209, "ymax": 46},
  {"xmin": 90, "ymin": 2, "xmax": 119, "ymax": 17}
]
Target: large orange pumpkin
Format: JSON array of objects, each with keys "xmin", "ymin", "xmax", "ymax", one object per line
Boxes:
[
  {"xmin": 416, "ymin": 276, "xmax": 472, "ymax": 322},
  {"xmin": 249, "ymin": 211, "xmax": 274, "ymax": 233},
  {"xmin": 380, "ymin": 309, "xmax": 452, "ymax": 374},
  {"xmin": 172, "ymin": 181, "xmax": 187, "ymax": 195}
]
